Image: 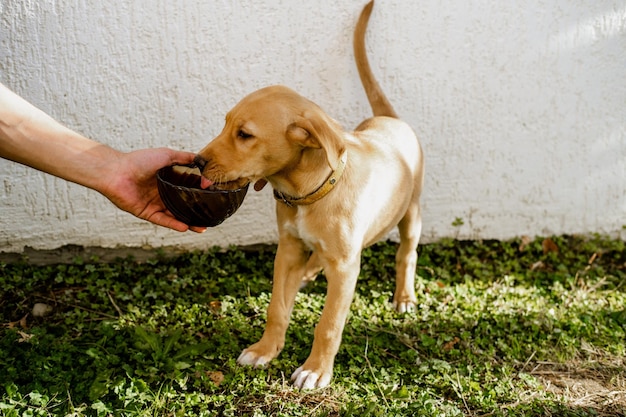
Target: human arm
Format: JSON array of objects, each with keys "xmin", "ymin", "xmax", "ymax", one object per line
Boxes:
[{"xmin": 0, "ymin": 83, "xmax": 205, "ymax": 233}]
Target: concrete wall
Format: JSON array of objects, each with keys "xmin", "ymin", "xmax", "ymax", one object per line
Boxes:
[{"xmin": 1, "ymin": 0, "xmax": 624, "ymax": 254}]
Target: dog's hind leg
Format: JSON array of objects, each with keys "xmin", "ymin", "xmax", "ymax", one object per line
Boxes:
[{"xmin": 392, "ymin": 200, "xmax": 422, "ymax": 313}]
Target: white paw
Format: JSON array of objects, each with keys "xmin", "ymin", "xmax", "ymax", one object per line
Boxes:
[
  {"xmin": 291, "ymin": 366, "xmax": 332, "ymax": 389},
  {"xmin": 392, "ymin": 300, "xmax": 416, "ymax": 314},
  {"xmin": 237, "ymin": 349, "xmax": 272, "ymax": 367}
]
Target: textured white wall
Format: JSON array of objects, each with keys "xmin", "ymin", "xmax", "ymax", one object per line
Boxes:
[{"xmin": 1, "ymin": 0, "xmax": 625, "ymax": 253}]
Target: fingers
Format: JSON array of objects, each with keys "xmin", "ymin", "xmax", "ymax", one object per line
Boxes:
[
  {"xmin": 148, "ymin": 211, "xmax": 191, "ymax": 232},
  {"xmin": 154, "ymin": 208, "xmax": 207, "ymax": 233},
  {"xmin": 144, "ymin": 208, "xmax": 205, "ymax": 233},
  {"xmin": 154, "ymin": 213, "xmax": 207, "ymax": 233}
]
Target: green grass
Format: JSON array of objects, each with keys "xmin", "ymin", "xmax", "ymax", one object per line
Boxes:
[{"xmin": 1, "ymin": 235, "xmax": 625, "ymax": 416}]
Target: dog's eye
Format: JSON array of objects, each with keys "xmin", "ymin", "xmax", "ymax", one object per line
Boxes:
[{"xmin": 237, "ymin": 130, "xmax": 253, "ymax": 140}]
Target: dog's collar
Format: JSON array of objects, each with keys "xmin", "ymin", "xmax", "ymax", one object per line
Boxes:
[{"xmin": 273, "ymin": 151, "xmax": 348, "ymax": 207}]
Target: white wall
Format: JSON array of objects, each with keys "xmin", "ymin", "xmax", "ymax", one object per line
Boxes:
[{"xmin": 1, "ymin": 0, "xmax": 624, "ymax": 254}]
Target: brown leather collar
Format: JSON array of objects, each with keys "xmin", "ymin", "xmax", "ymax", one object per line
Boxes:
[{"xmin": 273, "ymin": 151, "xmax": 348, "ymax": 207}]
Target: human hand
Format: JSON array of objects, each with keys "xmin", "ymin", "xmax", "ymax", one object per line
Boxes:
[{"xmin": 101, "ymin": 147, "xmax": 207, "ymax": 233}]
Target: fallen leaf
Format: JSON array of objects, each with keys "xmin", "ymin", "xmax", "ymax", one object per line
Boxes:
[
  {"xmin": 4, "ymin": 314, "xmax": 29, "ymax": 329},
  {"xmin": 207, "ymin": 371, "xmax": 224, "ymax": 386},
  {"xmin": 17, "ymin": 331, "xmax": 33, "ymax": 343},
  {"xmin": 542, "ymin": 238, "xmax": 559, "ymax": 254},
  {"xmin": 519, "ymin": 235, "xmax": 532, "ymax": 251},
  {"xmin": 443, "ymin": 337, "xmax": 460, "ymax": 351}
]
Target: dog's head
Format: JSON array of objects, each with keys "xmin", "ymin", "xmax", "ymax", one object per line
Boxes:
[{"xmin": 194, "ymin": 86, "xmax": 345, "ymax": 192}]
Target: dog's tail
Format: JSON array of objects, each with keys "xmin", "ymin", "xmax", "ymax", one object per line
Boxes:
[{"xmin": 353, "ymin": 0, "xmax": 398, "ymax": 119}]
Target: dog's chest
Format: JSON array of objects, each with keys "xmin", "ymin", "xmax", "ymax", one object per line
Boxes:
[{"xmin": 282, "ymin": 209, "xmax": 324, "ymax": 251}]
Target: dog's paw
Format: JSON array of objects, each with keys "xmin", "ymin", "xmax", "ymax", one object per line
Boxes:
[
  {"xmin": 291, "ymin": 366, "xmax": 332, "ymax": 389},
  {"xmin": 392, "ymin": 300, "xmax": 416, "ymax": 314},
  {"xmin": 237, "ymin": 349, "xmax": 273, "ymax": 367}
]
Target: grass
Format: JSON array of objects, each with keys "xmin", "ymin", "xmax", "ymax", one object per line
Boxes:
[{"xmin": 0, "ymin": 235, "xmax": 625, "ymax": 416}]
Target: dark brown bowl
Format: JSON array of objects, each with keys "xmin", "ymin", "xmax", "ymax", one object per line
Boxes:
[{"xmin": 157, "ymin": 165, "xmax": 249, "ymax": 227}]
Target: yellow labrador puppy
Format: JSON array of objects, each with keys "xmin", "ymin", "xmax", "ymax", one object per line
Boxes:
[{"xmin": 194, "ymin": 0, "xmax": 424, "ymax": 389}]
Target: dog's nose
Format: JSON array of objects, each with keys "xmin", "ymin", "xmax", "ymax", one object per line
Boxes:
[{"xmin": 193, "ymin": 154, "xmax": 207, "ymax": 171}]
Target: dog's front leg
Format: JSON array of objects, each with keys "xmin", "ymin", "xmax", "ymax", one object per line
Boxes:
[
  {"xmin": 237, "ymin": 237, "xmax": 308, "ymax": 367},
  {"xmin": 291, "ymin": 255, "xmax": 360, "ymax": 389}
]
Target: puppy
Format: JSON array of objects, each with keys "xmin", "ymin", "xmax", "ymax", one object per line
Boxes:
[{"xmin": 194, "ymin": 0, "xmax": 424, "ymax": 389}]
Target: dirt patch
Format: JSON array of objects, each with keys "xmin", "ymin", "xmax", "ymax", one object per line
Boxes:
[{"xmin": 531, "ymin": 356, "xmax": 626, "ymax": 416}]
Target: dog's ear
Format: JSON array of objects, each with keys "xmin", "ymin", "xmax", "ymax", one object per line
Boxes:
[{"xmin": 288, "ymin": 110, "xmax": 345, "ymax": 170}]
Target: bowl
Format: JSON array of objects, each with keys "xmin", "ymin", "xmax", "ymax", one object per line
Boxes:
[{"xmin": 157, "ymin": 165, "xmax": 249, "ymax": 227}]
